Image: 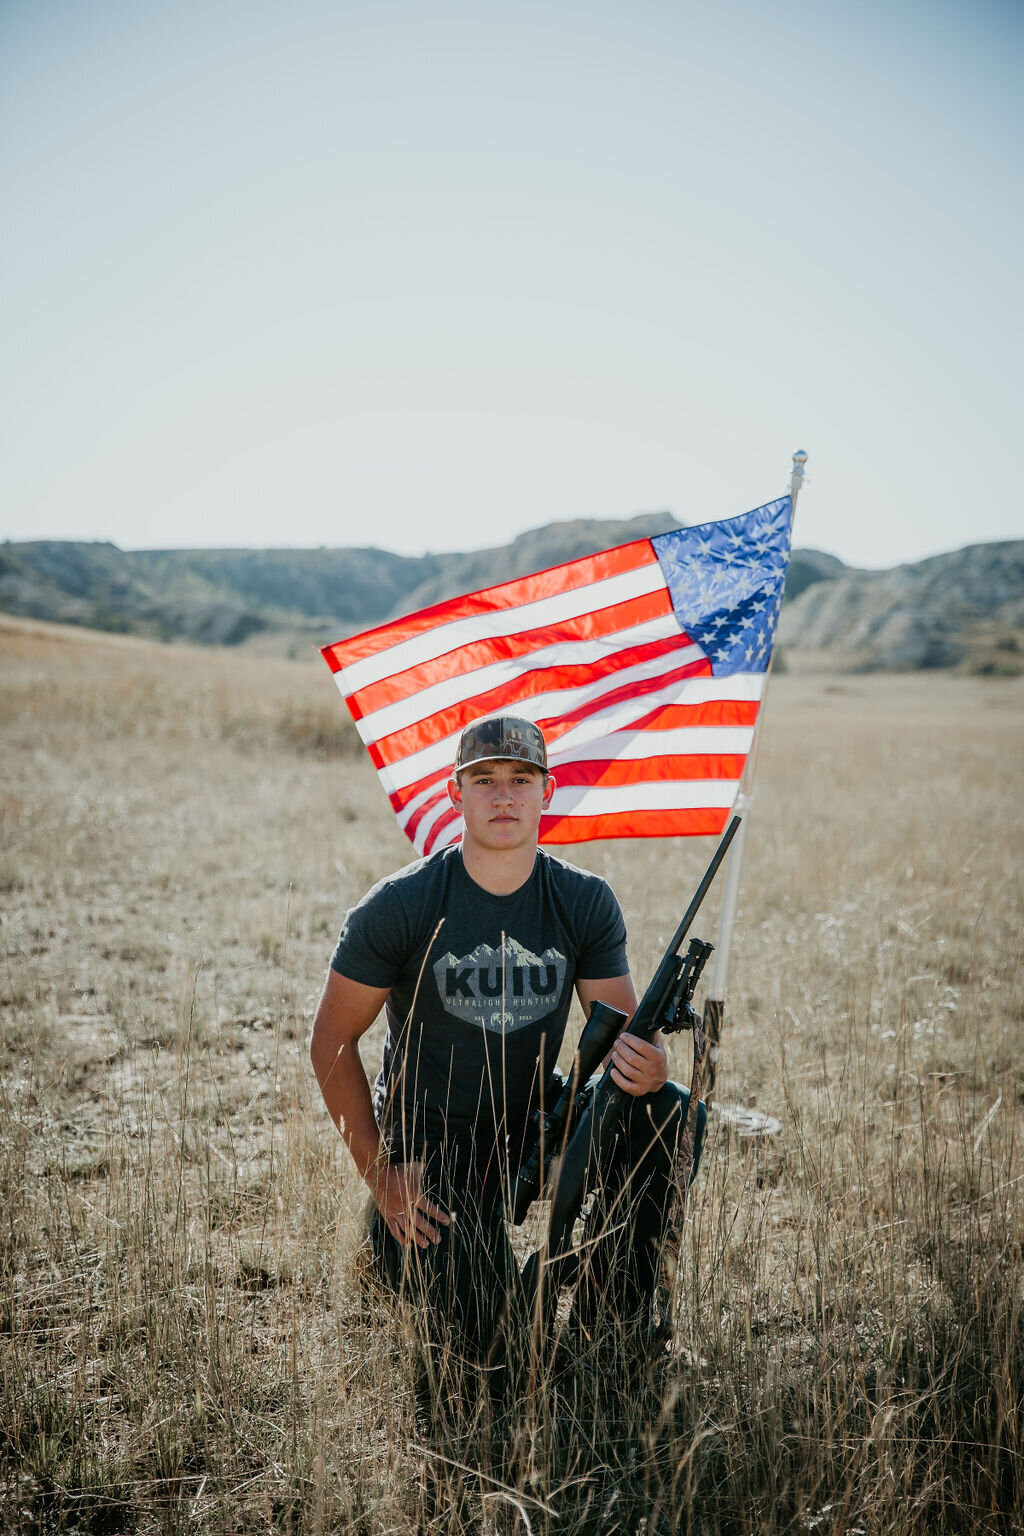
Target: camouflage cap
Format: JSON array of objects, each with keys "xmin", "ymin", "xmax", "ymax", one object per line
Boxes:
[{"xmin": 454, "ymin": 715, "xmax": 548, "ymax": 774}]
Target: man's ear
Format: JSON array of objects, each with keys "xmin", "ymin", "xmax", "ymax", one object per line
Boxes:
[
  {"xmin": 542, "ymin": 773, "xmax": 556, "ymax": 809},
  {"xmin": 447, "ymin": 775, "xmax": 462, "ymax": 810}
]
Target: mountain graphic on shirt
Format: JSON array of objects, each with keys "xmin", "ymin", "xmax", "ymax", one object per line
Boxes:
[{"xmin": 432, "ymin": 937, "xmax": 568, "ymax": 1033}]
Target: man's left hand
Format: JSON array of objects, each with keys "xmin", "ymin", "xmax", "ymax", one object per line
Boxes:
[{"xmin": 609, "ymin": 1031, "xmax": 669, "ymax": 1096}]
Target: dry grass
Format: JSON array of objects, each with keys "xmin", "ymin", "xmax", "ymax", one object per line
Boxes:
[{"xmin": 1, "ymin": 613, "xmax": 1022, "ymax": 1534}]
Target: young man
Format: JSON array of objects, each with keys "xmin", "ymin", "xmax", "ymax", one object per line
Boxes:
[{"xmin": 311, "ymin": 714, "xmax": 691, "ymax": 1357}]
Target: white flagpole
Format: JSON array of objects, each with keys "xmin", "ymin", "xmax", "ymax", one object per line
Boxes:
[{"xmin": 703, "ymin": 450, "xmax": 807, "ymax": 1104}]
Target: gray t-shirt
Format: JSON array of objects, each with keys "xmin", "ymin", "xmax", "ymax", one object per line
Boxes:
[{"xmin": 330, "ymin": 846, "xmax": 628, "ymax": 1161}]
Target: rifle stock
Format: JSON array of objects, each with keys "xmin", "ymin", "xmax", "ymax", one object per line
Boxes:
[{"xmin": 510, "ymin": 998, "xmax": 627, "ymax": 1225}]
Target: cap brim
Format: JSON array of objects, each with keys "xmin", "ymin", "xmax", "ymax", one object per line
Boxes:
[{"xmin": 455, "ymin": 752, "xmax": 546, "ymax": 773}]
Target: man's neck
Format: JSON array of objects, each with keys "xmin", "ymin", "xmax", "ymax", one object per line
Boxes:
[{"xmin": 459, "ymin": 840, "xmax": 538, "ymax": 896}]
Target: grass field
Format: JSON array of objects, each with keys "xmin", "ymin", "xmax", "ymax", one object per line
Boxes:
[{"xmin": 1, "ymin": 614, "xmax": 1022, "ymax": 1534}]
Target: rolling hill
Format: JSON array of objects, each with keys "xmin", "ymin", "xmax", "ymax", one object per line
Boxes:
[{"xmin": 2, "ymin": 520, "xmax": 1020, "ymax": 672}]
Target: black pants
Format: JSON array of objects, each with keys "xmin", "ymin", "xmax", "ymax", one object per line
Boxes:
[{"xmin": 370, "ymin": 1081, "xmax": 706, "ymax": 1361}]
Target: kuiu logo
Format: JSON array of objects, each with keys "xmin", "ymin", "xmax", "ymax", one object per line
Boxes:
[{"xmin": 433, "ymin": 937, "xmax": 567, "ymax": 1033}]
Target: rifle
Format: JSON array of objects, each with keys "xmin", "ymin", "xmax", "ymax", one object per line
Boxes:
[{"xmin": 518, "ymin": 813, "xmax": 741, "ymax": 1307}]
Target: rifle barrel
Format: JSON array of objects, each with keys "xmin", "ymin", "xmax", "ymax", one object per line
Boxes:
[{"xmin": 661, "ymin": 814, "xmax": 742, "ymax": 973}]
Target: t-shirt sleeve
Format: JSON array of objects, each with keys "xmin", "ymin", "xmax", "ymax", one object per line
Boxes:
[
  {"xmin": 329, "ymin": 878, "xmax": 410, "ymax": 989},
  {"xmin": 575, "ymin": 876, "xmax": 628, "ymax": 979}
]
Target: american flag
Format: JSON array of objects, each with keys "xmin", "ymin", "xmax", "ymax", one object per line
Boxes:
[{"xmin": 322, "ymin": 496, "xmax": 792, "ymax": 853}]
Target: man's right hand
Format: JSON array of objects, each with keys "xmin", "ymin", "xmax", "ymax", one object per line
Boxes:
[
  {"xmin": 310, "ymin": 973, "xmax": 450, "ymax": 1249},
  {"xmin": 372, "ymin": 1161, "xmax": 451, "ymax": 1249}
]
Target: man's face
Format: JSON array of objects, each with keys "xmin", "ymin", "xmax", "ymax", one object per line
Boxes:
[{"xmin": 448, "ymin": 758, "xmax": 555, "ymax": 852}]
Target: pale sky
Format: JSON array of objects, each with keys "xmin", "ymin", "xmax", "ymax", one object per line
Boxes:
[{"xmin": 1, "ymin": 0, "xmax": 1021, "ymax": 570}]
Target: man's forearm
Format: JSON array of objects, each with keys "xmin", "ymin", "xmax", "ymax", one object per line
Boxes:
[
  {"xmin": 310, "ymin": 1028, "xmax": 447, "ymax": 1248},
  {"xmin": 310, "ymin": 1029, "xmax": 383, "ymax": 1186}
]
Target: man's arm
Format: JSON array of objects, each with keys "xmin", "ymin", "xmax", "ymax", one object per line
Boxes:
[
  {"xmin": 575, "ymin": 973, "xmax": 669, "ymax": 1097},
  {"xmin": 310, "ymin": 969, "xmax": 449, "ymax": 1248}
]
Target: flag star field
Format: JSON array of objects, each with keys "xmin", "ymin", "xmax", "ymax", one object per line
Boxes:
[{"xmin": 652, "ymin": 498, "xmax": 790, "ymax": 677}]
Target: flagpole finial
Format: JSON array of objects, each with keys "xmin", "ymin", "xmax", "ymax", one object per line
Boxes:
[{"xmin": 789, "ymin": 450, "xmax": 808, "ymax": 516}]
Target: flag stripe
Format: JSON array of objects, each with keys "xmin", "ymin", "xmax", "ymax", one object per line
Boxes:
[
  {"xmin": 395, "ymin": 748, "xmax": 750, "ymax": 848},
  {"xmin": 420, "ymin": 790, "xmax": 737, "ymax": 855},
  {"xmin": 327, "ymin": 546, "xmax": 662, "ymax": 694},
  {"xmin": 322, "ymin": 537, "xmax": 657, "ymax": 674},
  {"xmin": 552, "ymin": 754, "xmax": 750, "ymax": 786},
  {"xmin": 630, "ymin": 699, "xmax": 760, "ymax": 731},
  {"xmin": 364, "ymin": 632, "xmax": 700, "ymax": 768},
  {"xmin": 371, "ymin": 647, "xmax": 712, "ymax": 786},
  {"xmin": 353, "ymin": 608, "xmax": 682, "ymax": 740},
  {"xmin": 393, "ymin": 771, "xmax": 453, "ymax": 827},
  {"xmin": 539, "ymin": 807, "xmax": 731, "ymax": 843},
  {"xmin": 547, "ymin": 673, "xmax": 763, "ymax": 753},
  {"xmin": 347, "ymin": 586, "xmax": 676, "ymax": 720},
  {"xmin": 386, "ymin": 674, "xmax": 765, "ymax": 814},
  {"xmin": 412, "ymin": 797, "xmax": 462, "ymax": 852}
]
